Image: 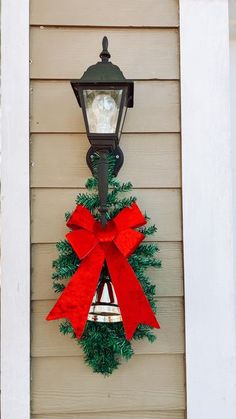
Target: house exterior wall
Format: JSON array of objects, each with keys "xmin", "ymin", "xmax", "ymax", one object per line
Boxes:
[{"xmin": 29, "ymin": 1, "xmax": 185, "ymax": 417}]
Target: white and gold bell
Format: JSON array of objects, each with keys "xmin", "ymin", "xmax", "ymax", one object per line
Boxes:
[{"xmin": 88, "ymin": 273, "xmax": 122, "ymax": 323}]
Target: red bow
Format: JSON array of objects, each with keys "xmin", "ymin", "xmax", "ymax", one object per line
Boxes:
[{"xmin": 46, "ymin": 202, "xmax": 160, "ymax": 340}]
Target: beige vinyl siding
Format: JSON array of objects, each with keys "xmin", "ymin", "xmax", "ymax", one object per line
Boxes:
[
  {"xmin": 30, "ymin": 1, "xmax": 185, "ymax": 417},
  {"xmin": 30, "ymin": 28, "xmax": 179, "ymax": 80},
  {"xmin": 30, "ymin": 0, "xmax": 179, "ymax": 27},
  {"xmin": 32, "ymin": 356, "xmax": 185, "ymax": 413},
  {"xmin": 32, "ymin": 413, "xmax": 185, "ymax": 419},
  {"xmin": 30, "ymin": 81, "xmax": 180, "ymax": 133},
  {"xmin": 32, "ymin": 298, "xmax": 184, "ymax": 356},
  {"xmin": 31, "ymin": 134, "xmax": 181, "ymax": 188},
  {"xmin": 31, "ymin": 242, "xmax": 183, "ymax": 301},
  {"xmin": 31, "ymin": 189, "xmax": 182, "ymax": 243}
]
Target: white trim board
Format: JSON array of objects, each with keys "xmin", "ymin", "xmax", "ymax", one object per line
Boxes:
[
  {"xmin": 180, "ymin": 0, "xmax": 236, "ymax": 418},
  {"xmin": 1, "ymin": 1, "xmax": 30, "ymax": 419}
]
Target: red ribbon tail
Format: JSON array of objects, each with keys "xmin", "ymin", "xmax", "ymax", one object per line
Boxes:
[
  {"xmin": 46, "ymin": 247, "xmax": 105, "ymax": 339},
  {"xmin": 106, "ymin": 244, "xmax": 160, "ymax": 341}
]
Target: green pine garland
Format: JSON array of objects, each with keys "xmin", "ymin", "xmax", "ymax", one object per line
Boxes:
[{"xmin": 51, "ymin": 153, "xmax": 161, "ymax": 375}]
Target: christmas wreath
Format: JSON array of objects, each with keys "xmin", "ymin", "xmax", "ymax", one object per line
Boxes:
[{"xmin": 47, "ymin": 155, "xmax": 161, "ymax": 375}]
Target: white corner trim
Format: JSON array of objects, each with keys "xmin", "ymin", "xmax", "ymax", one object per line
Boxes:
[
  {"xmin": 1, "ymin": 1, "xmax": 30, "ymax": 419},
  {"xmin": 180, "ymin": 1, "xmax": 236, "ymax": 418}
]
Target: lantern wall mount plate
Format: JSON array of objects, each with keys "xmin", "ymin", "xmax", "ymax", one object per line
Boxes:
[{"xmin": 71, "ymin": 37, "xmax": 134, "ymax": 225}]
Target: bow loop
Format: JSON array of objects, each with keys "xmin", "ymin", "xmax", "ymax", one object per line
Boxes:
[
  {"xmin": 67, "ymin": 204, "xmax": 95, "ymax": 232},
  {"xmin": 114, "ymin": 229, "xmax": 144, "ymax": 258},
  {"xmin": 113, "ymin": 202, "xmax": 147, "ymax": 231},
  {"xmin": 66, "ymin": 230, "xmax": 98, "ymax": 260}
]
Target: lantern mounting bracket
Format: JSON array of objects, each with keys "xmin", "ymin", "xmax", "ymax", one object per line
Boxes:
[{"xmin": 86, "ymin": 146, "xmax": 124, "ymax": 177}]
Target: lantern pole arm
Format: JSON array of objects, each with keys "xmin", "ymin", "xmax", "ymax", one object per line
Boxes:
[{"xmin": 97, "ymin": 149, "xmax": 109, "ymax": 227}]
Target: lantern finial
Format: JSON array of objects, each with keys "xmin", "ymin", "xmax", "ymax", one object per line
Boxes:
[{"xmin": 100, "ymin": 36, "xmax": 111, "ymax": 63}]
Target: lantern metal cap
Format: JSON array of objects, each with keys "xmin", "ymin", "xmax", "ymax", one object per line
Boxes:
[
  {"xmin": 79, "ymin": 36, "xmax": 127, "ymax": 83},
  {"xmin": 79, "ymin": 61, "xmax": 127, "ymax": 83},
  {"xmin": 71, "ymin": 36, "xmax": 134, "ymax": 107}
]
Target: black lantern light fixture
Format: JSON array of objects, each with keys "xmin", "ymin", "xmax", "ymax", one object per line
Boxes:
[{"xmin": 71, "ymin": 36, "xmax": 134, "ymax": 225}]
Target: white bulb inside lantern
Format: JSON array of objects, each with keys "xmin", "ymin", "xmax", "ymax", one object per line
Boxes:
[
  {"xmin": 91, "ymin": 93, "xmax": 117, "ymax": 133},
  {"xmin": 83, "ymin": 89, "xmax": 123, "ymax": 134}
]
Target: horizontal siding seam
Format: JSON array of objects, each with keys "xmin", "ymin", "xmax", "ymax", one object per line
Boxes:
[{"xmin": 30, "ymin": 24, "xmax": 179, "ymax": 29}]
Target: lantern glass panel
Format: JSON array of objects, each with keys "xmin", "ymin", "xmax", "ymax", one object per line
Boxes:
[
  {"xmin": 118, "ymin": 103, "xmax": 127, "ymax": 137},
  {"xmin": 83, "ymin": 89, "xmax": 123, "ymax": 134}
]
